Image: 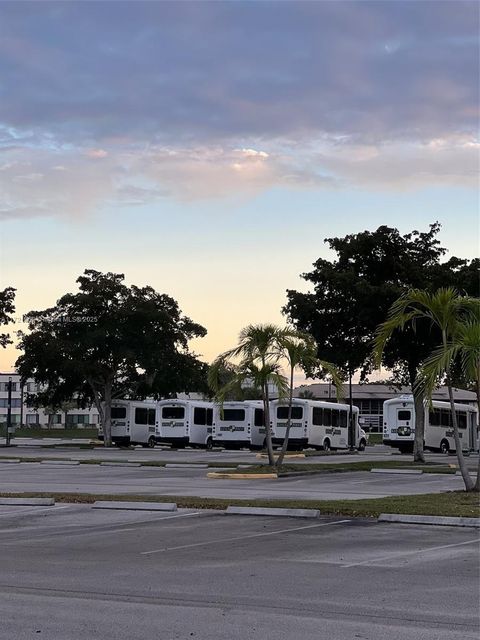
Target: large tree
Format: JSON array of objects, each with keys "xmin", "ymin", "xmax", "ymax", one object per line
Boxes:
[
  {"xmin": 283, "ymin": 223, "xmax": 478, "ymax": 462},
  {"xmin": 16, "ymin": 270, "xmax": 207, "ymax": 445}
]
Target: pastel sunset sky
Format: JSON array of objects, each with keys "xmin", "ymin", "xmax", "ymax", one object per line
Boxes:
[{"xmin": 0, "ymin": 1, "xmax": 478, "ymax": 373}]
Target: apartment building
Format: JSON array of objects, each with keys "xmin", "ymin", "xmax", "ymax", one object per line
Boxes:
[{"xmin": 0, "ymin": 373, "xmax": 99, "ymax": 429}]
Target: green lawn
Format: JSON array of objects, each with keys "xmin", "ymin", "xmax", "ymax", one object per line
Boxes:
[
  {"xmin": 0, "ymin": 490, "xmax": 478, "ymax": 518},
  {"xmin": 1, "ymin": 428, "xmax": 98, "ymax": 439}
]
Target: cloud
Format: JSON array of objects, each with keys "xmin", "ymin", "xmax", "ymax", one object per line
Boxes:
[
  {"xmin": 0, "ymin": 2, "xmax": 476, "ymax": 146},
  {"xmin": 85, "ymin": 148, "xmax": 108, "ymax": 158},
  {"xmin": 0, "ymin": 2, "xmax": 477, "ymax": 220}
]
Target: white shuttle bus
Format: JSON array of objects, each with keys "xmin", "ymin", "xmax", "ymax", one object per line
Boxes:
[
  {"xmin": 156, "ymin": 399, "xmax": 214, "ymax": 449},
  {"xmin": 271, "ymin": 399, "xmax": 366, "ymax": 451},
  {"xmin": 212, "ymin": 401, "xmax": 266, "ymax": 450},
  {"xmin": 98, "ymin": 400, "xmax": 157, "ymax": 447},
  {"xmin": 383, "ymin": 395, "xmax": 478, "ymax": 454}
]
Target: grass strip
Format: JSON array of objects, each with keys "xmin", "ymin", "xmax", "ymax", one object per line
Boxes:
[
  {"xmin": 4, "ymin": 428, "xmax": 98, "ymax": 439},
  {"xmin": 0, "ymin": 491, "xmax": 477, "ymax": 518}
]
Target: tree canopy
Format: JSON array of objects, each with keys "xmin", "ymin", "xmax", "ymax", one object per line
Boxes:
[
  {"xmin": 283, "ymin": 223, "xmax": 478, "ymax": 385},
  {"xmin": 0, "ymin": 287, "xmax": 16, "ymax": 349}
]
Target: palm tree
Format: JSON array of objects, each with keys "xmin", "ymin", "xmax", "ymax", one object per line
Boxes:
[
  {"xmin": 416, "ymin": 310, "xmax": 480, "ymax": 491},
  {"xmin": 374, "ymin": 288, "xmax": 477, "ymax": 490},
  {"xmin": 275, "ymin": 332, "xmax": 344, "ymax": 466},
  {"xmin": 208, "ymin": 324, "xmax": 293, "ymax": 465}
]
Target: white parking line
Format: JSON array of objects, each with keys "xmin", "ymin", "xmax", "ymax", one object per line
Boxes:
[
  {"xmin": 0, "ymin": 505, "xmax": 70, "ymax": 518},
  {"xmin": 342, "ymin": 538, "xmax": 480, "ymax": 568},
  {"xmin": 141, "ymin": 518, "xmax": 351, "ymax": 555}
]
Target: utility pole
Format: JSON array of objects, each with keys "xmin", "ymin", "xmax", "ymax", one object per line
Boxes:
[
  {"xmin": 5, "ymin": 377, "xmax": 12, "ymax": 447},
  {"xmin": 348, "ymin": 369, "xmax": 355, "ymax": 451}
]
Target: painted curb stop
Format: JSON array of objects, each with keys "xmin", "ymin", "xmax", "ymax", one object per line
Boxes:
[
  {"xmin": 371, "ymin": 468, "xmax": 423, "ymax": 475},
  {"xmin": 0, "ymin": 497, "xmax": 55, "ymax": 506},
  {"xmin": 378, "ymin": 513, "xmax": 480, "ymax": 528},
  {"xmin": 226, "ymin": 506, "xmax": 320, "ymax": 518},
  {"xmin": 92, "ymin": 501, "xmax": 177, "ymax": 511}
]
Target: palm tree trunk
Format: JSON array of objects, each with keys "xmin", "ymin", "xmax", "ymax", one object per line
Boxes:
[
  {"xmin": 446, "ymin": 379, "xmax": 474, "ymax": 491},
  {"xmin": 474, "ymin": 367, "xmax": 480, "ymax": 492},
  {"xmin": 413, "ymin": 386, "xmax": 426, "ymax": 463},
  {"xmin": 262, "ymin": 383, "xmax": 275, "ymax": 466},
  {"xmin": 276, "ymin": 365, "xmax": 294, "ymax": 467}
]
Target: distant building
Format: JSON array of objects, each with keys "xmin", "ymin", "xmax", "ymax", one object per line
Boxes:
[
  {"xmin": 0, "ymin": 373, "xmax": 99, "ymax": 429},
  {"xmin": 294, "ymin": 383, "xmax": 477, "ymax": 432}
]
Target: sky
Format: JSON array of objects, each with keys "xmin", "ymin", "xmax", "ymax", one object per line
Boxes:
[{"xmin": 0, "ymin": 0, "xmax": 478, "ymax": 375}]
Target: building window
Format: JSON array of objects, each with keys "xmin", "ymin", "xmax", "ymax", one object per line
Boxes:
[
  {"xmin": 0, "ymin": 399, "xmax": 22, "ymax": 408},
  {"xmin": 66, "ymin": 414, "xmax": 90, "ymax": 426},
  {"xmin": 26, "ymin": 414, "xmax": 39, "ymax": 425}
]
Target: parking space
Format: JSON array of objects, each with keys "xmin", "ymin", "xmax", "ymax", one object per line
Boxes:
[{"xmin": 0, "ymin": 504, "xmax": 478, "ymax": 639}]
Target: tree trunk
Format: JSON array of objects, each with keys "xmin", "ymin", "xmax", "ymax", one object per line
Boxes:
[
  {"xmin": 88, "ymin": 378, "xmax": 111, "ymax": 447},
  {"xmin": 446, "ymin": 379, "xmax": 474, "ymax": 491},
  {"xmin": 276, "ymin": 366, "xmax": 294, "ymax": 467},
  {"xmin": 473, "ymin": 367, "xmax": 480, "ymax": 492},
  {"xmin": 102, "ymin": 378, "xmax": 113, "ymax": 447},
  {"xmin": 413, "ymin": 386, "xmax": 426, "ymax": 463},
  {"xmin": 262, "ymin": 383, "xmax": 276, "ymax": 466}
]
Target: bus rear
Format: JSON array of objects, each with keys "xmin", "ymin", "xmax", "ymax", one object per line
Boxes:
[
  {"xmin": 383, "ymin": 397, "xmax": 415, "ymax": 453},
  {"xmin": 271, "ymin": 400, "xmax": 307, "ymax": 450},
  {"xmin": 157, "ymin": 400, "xmax": 189, "ymax": 448},
  {"xmin": 212, "ymin": 403, "xmax": 251, "ymax": 449}
]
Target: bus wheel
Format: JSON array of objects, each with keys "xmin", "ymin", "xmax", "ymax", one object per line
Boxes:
[
  {"xmin": 358, "ymin": 439, "xmax": 366, "ymax": 452},
  {"xmin": 147, "ymin": 436, "xmax": 156, "ymax": 448},
  {"xmin": 323, "ymin": 439, "xmax": 331, "ymax": 452},
  {"xmin": 205, "ymin": 438, "xmax": 213, "ymax": 451},
  {"xmin": 440, "ymin": 439, "xmax": 450, "ymax": 454}
]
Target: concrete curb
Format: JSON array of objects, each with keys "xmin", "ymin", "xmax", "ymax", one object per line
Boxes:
[
  {"xmin": 92, "ymin": 501, "xmax": 177, "ymax": 511},
  {"xmin": 40, "ymin": 460, "xmax": 80, "ymax": 465},
  {"xmin": 371, "ymin": 468, "xmax": 423, "ymax": 475},
  {"xmin": 0, "ymin": 459, "xmax": 20, "ymax": 463},
  {"xmin": 0, "ymin": 497, "xmax": 55, "ymax": 506},
  {"xmin": 207, "ymin": 472, "xmax": 278, "ymax": 479},
  {"xmin": 99, "ymin": 462, "xmax": 141, "ymax": 467},
  {"xmin": 378, "ymin": 513, "xmax": 480, "ymax": 528},
  {"xmin": 165, "ymin": 463, "xmax": 208, "ymax": 469},
  {"xmin": 226, "ymin": 506, "xmax": 320, "ymax": 518}
]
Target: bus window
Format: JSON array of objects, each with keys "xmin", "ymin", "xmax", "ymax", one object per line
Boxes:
[
  {"xmin": 194, "ymin": 407, "xmax": 206, "ymax": 425},
  {"xmin": 206, "ymin": 408, "xmax": 213, "ymax": 426},
  {"xmin": 323, "ymin": 408, "xmax": 332, "ymax": 425},
  {"xmin": 441, "ymin": 410, "xmax": 451, "ymax": 427},
  {"xmin": 331, "ymin": 410, "xmax": 339, "ymax": 427},
  {"xmin": 222, "ymin": 409, "xmax": 245, "ymax": 421},
  {"xmin": 398, "ymin": 410, "xmax": 411, "ymax": 421},
  {"xmin": 148, "ymin": 408, "xmax": 156, "ymax": 425},
  {"xmin": 254, "ymin": 408, "xmax": 264, "ymax": 426},
  {"xmin": 277, "ymin": 406, "xmax": 303, "ymax": 420},
  {"xmin": 162, "ymin": 407, "xmax": 185, "ymax": 420},
  {"xmin": 111, "ymin": 407, "xmax": 126, "ymax": 420},
  {"xmin": 312, "ymin": 407, "xmax": 323, "ymax": 426},
  {"xmin": 339, "ymin": 411, "xmax": 347, "ymax": 428},
  {"xmin": 457, "ymin": 412, "xmax": 467, "ymax": 429},
  {"xmin": 135, "ymin": 407, "xmax": 148, "ymax": 425}
]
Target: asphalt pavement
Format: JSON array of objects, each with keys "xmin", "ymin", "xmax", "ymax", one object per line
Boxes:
[
  {"xmin": 0, "ymin": 503, "xmax": 478, "ymax": 640},
  {"xmin": 0, "ymin": 459, "xmax": 471, "ymax": 500}
]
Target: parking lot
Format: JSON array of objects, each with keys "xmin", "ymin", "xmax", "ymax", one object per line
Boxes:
[
  {"xmin": 0, "ymin": 458, "xmax": 471, "ymax": 500},
  {"xmin": 0, "ymin": 503, "xmax": 478, "ymax": 640}
]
